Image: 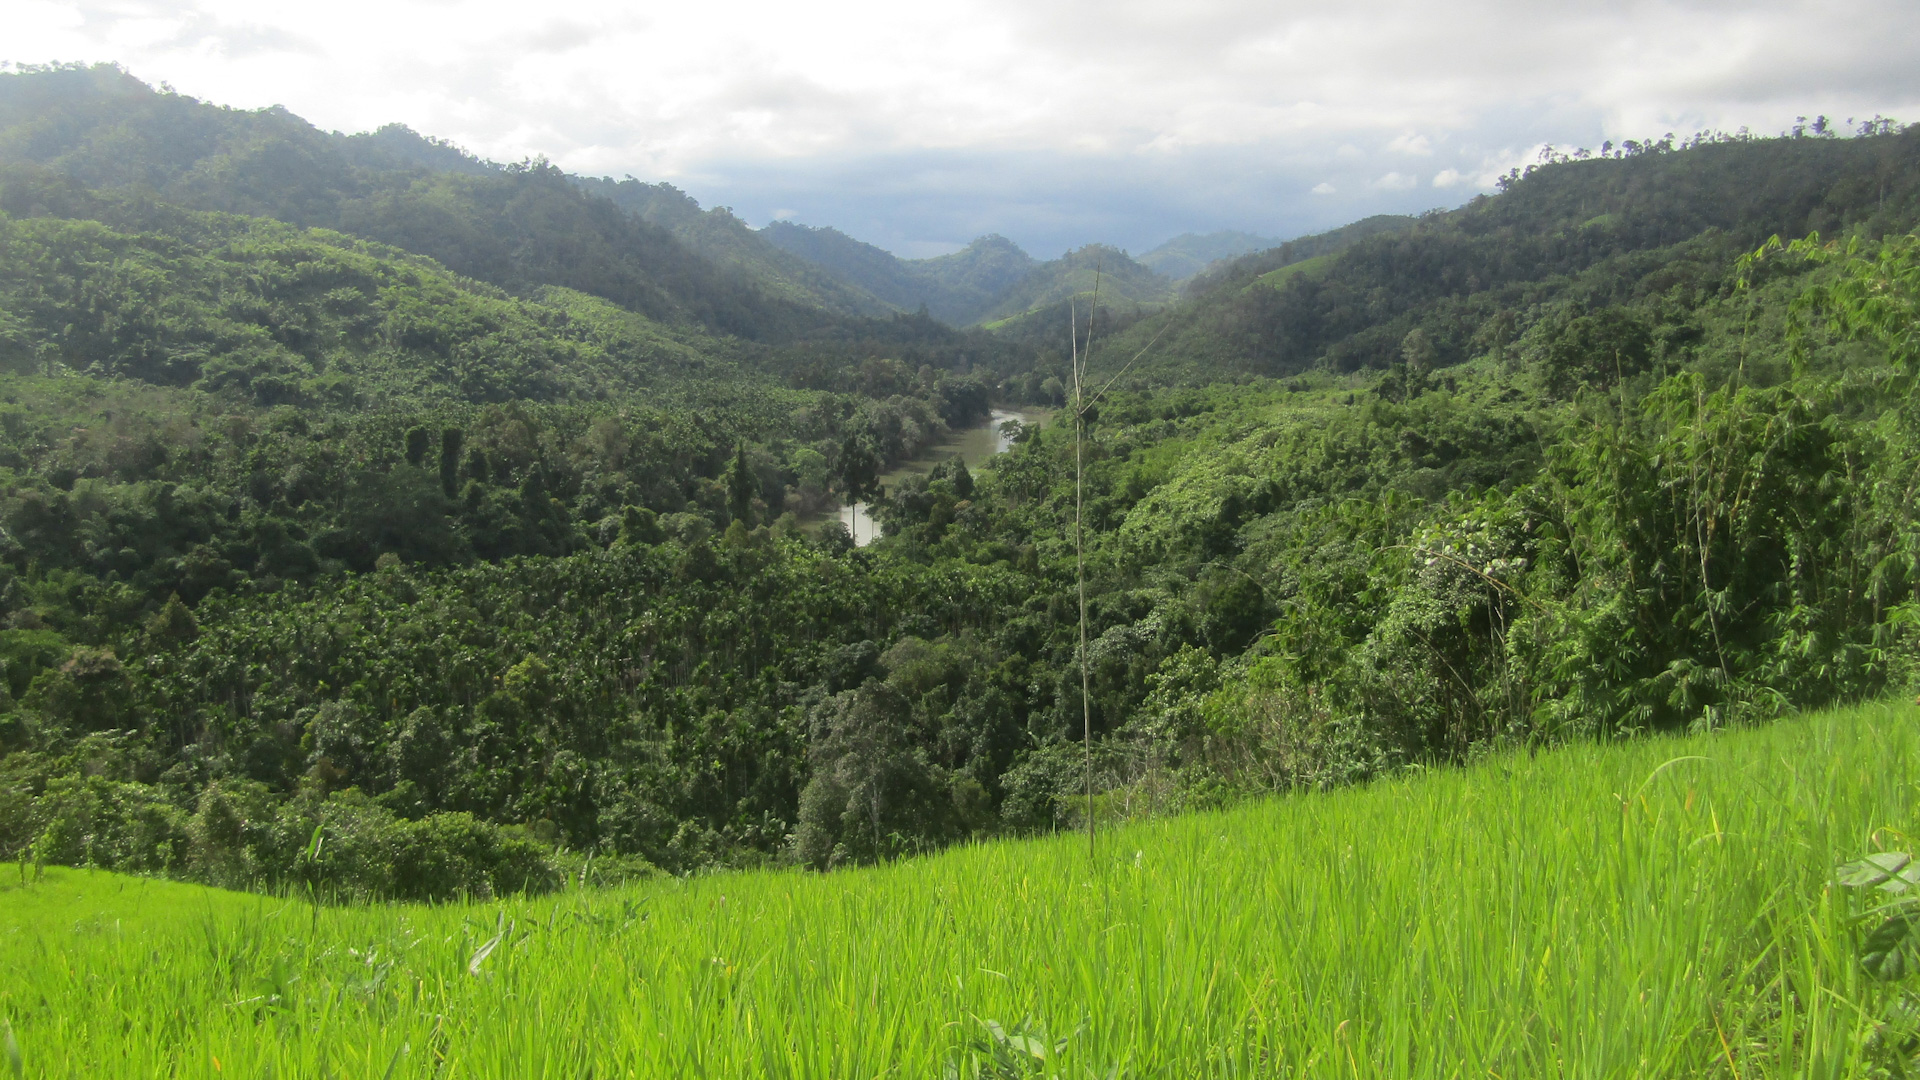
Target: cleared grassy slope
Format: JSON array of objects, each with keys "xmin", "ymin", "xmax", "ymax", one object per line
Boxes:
[{"xmin": 4, "ymin": 701, "xmax": 1917, "ymax": 1077}]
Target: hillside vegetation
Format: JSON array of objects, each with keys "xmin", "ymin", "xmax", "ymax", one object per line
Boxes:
[
  {"xmin": 762, "ymin": 224, "xmax": 1178, "ymax": 328},
  {"xmin": 1135, "ymin": 229, "xmax": 1281, "ymax": 281},
  {"xmin": 0, "ymin": 63, "xmax": 886, "ymax": 340},
  {"xmin": 4, "ymin": 700, "xmax": 1917, "ymax": 1077},
  {"xmin": 1, "ymin": 62, "xmax": 1919, "ymax": 912},
  {"xmin": 759, "ymin": 224, "xmax": 1034, "ymax": 324},
  {"xmin": 1096, "ymin": 127, "xmax": 1920, "ymax": 380},
  {"xmin": 574, "ymin": 176, "xmax": 901, "ymax": 317}
]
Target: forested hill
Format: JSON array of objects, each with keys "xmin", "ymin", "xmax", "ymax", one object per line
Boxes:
[
  {"xmin": 1091, "ymin": 127, "xmax": 1920, "ymax": 380},
  {"xmin": 0, "ymin": 64, "xmax": 877, "ymax": 342},
  {"xmin": 759, "ymin": 223, "xmax": 1019, "ymax": 324},
  {"xmin": 1178, "ymin": 214, "xmax": 1416, "ymax": 295},
  {"xmin": 1136, "ymin": 230, "xmax": 1281, "ymax": 281},
  {"xmin": 570, "ymin": 177, "xmax": 901, "ymax": 318},
  {"xmin": 760, "ymin": 225, "xmax": 1175, "ymax": 328}
]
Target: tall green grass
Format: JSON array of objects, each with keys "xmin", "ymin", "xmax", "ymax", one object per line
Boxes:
[{"xmin": 5, "ymin": 701, "xmax": 1918, "ymax": 1077}]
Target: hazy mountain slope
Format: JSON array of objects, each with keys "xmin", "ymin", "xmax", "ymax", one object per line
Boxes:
[
  {"xmin": 0, "ymin": 64, "xmax": 849, "ymax": 342},
  {"xmin": 760, "ymin": 225, "xmax": 1046, "ymax": 325},
  {"xmin": 759, "ymin": 228, "xmax": 1171, "ymax": 330},
  {"xmin": 1180, "ymin": 215, "xmax": 1417, "ymax": 294},
  {"xmin": 574, "ymin": 178, "xmax": 899, "ymax": 317},
  {"xmin": 978, "ymin": 244, "xmax": 1174, "ymax": 327},
  {"xmin": 911, "ymin": 235, "xmax": 1038, "ymax": 310},
  {"xmin": 759, "ymin": 221, "xmax": 955, "ymax": 314},
  {"xmin": 338, "ymin": 123, "xmax": 501, "ymax": 177},
  {"xmin": 1137, "ymin": 230, "xmax": 1279, "ymax": 280}
]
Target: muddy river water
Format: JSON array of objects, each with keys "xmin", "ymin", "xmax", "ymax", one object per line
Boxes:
[{"xmin": 836, "ymin": 408, "xmax": 1045, "ymax": 545}]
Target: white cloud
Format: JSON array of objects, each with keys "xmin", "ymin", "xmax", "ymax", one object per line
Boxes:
[
  {"xmin": 1370, "ymin": 172, "xmax": 1419, "ymax": 191},
  {"xmin": 6, "ymin": 0, "xmax": 1918, "ymax": 255},
  {"xmin": 1311, "ymin": 182, "xmax": 1337, "ymax": 195},
  {"xmin": 1432, "ymin": 168, "xmax": 1466, "ymax": 187},
  {"xmin": 1386, "ymin": 133, "xmax": 1433, "ymax": 156}
]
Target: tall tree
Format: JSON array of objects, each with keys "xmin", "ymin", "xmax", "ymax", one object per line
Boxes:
[
  {"xmin": 726, "ymin": 444, "xmax": 759, "ymax": 527},
  {"xmin": 837, "ymin": 436, "xmax": 879, "ymax": 544}
]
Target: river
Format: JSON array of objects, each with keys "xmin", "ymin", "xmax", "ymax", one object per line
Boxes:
[{"xmin": 836, "ymin": 408, "xmax": 1044, "ymax": 545}]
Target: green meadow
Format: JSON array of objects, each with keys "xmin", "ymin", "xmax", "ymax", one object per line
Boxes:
[{"xmin": 4, "ymin": 701, "xmax": 1918, "ymax": 1078}]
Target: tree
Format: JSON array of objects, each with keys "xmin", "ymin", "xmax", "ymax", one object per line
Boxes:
[
  {"xmin": 405, "ymin": 426, "xmax": 432, "ymax": 467},
  {"xmin": 33, "ymin": 647, "xmax": 132, "ymax": 732},
  {"xmin": 792, "ymin": 684, "xmax": 952, "ymax": 869},
  {"xmin": 439, "ymin": 428, "xmax": 465, "ymax": 498},
  {"xmin": 726, "ymin": 443, "xmax": 759, "ymax": 527},
  {"xmin": 837, "ymin": 436, "xmax": 879, "ymax": 544},
  {"xmin": 1396, "ymin": 328, "xmax": 1436, "ymax": 400},
  {"xmin": 946, "ymin": 456, "xmax": 975, "ymax": 499}
]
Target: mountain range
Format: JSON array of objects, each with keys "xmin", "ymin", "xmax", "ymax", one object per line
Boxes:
[{"xmin": 0, "ymin": 64, "xmax": 1381, "ymax": 341}]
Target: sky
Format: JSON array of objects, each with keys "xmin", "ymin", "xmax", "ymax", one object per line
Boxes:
[{"xmin": 9, "ymin": 0, "xmax": 1920, "ymax": 259}]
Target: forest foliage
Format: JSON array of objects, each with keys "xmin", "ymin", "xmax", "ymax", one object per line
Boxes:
[{"xmin": 1, "ymin": 63, "xmax": 1918, "ymax": 899}]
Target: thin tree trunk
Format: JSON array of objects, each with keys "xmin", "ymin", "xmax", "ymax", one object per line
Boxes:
[
  {"xmin": 1078, "ymin": 399, "xmax": 1092, "ymax": 863},
  {"xmin": 1069, "ymin": 292, "xmax": 1096, "ymax": 865},
  {"xmin": 1061, "ymin": 265, "xmax": 1170, "ymax": 863}
]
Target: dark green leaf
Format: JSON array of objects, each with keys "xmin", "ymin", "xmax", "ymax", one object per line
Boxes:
[{"xmin": 1862, "ymin": 913, "xmax": 1920, "ymax": 980}]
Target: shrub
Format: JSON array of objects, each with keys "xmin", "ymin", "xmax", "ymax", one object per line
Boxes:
[
  {"xmin": 385, "ymin": 812, "xmax": 560, "ymax": 901},
  {"xmin": 29, "ymin": 775, "xmax": 190, "ymax": 873}
]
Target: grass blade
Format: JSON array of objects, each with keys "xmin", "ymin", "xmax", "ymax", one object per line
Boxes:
[
  {"xmin": 468, "ymin": 932, "xmax": 503, "ymax": 975},
  {"xmin": 3, "ymin": 1014, "xmax": 20, "ymax": 1080}
]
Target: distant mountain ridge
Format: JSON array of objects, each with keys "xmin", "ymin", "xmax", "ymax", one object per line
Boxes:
[
  {"xmin": 1137, "ymin": 230, "xmax": 1281, "ymax": 281},
  {"xmin": 759, "ymin": 223, "xmax": 1028, "ymax": 324},
  {"xmin": 570, "ymin": 177, "xmax": 901, "ymax": 317},
  {"xmin": 339, "ymin": 123, "xmax": 500, "ymax": 177},
  {"xmin": 974, "ymin": 243, "xmax": 1174, "ymax": 327},
  {"xmin": 1181, "ymin": 214, "xmax": 1419, "ymax": 296},
  {"xmin": 0, "ymin": 62, "xmax": 1377, "ymax": 341},
  {"xmin": 761, "ymin": 224, "xmax": 1175, "ymax": 327}
]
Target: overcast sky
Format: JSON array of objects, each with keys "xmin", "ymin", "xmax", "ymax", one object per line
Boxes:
[{"xmin": 11, "ymin": 0, "xmax": 1920, "ymax": 258}]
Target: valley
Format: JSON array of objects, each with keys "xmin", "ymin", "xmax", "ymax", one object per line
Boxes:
[{"xmin": 0, "ymin": 57, "xmax": 1918, "ymax": 1075}]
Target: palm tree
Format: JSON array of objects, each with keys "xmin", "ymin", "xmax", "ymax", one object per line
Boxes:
[{"xmin": 838, "ymin": 436, "xmax": 878, "ymax": 545}]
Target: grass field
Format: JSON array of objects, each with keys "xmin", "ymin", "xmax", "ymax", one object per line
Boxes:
[
  {"xmin": 1255, "ymin": 253, "xmax": 1335, "ymax": 289},
  {"xmin": 5, "ymin": 700, "xmax": 1920, "ymax": 1077}
]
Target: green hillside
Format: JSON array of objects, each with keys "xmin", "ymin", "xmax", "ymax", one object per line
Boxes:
[
  {"xmin": 4, "ymin": 699, "xmax": 1917, "ymax": 1076},
  {"xmin": 0, "ymin": 201, "xmax": 738, "ymax": 405},
  {"xmin": 1181, "ymin": 213, "xmax": 1416, "ymax": 294},
  {"xmin": 761, "ymin": 228, "xmax": 1174, "ymax": 328},
  {"xmin": 758, "ymin": 220, "xmax": 957, "ymax": 316},
  {"xmin": 976, "ymin": 243, "xmax": 1174, "ymax": 327},
  {"xmin": 1254, "ymin": 251, "xmax": 1333, "ymax": 286},
  {"xmin": 760, "ymin": 224, "xmax": 1044, "ymax": 325},
  {"xmin": 0, "ymin": 64, "xmax": 865, "ymax": 343},
  {"xmin": 914, "ymin": 234, "xmax": 1043, "ymax": 316},
  {"xmin": 1136, "ymin": 228, "xmax": 1279, "ymax": 280},
  {"xmin": 575, "ymin": 177, "xmax": 900, "ymax": 317},
  {"xmin": 1101, "ymin": 131, "xmax": 1920, "ymax": 379}
]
